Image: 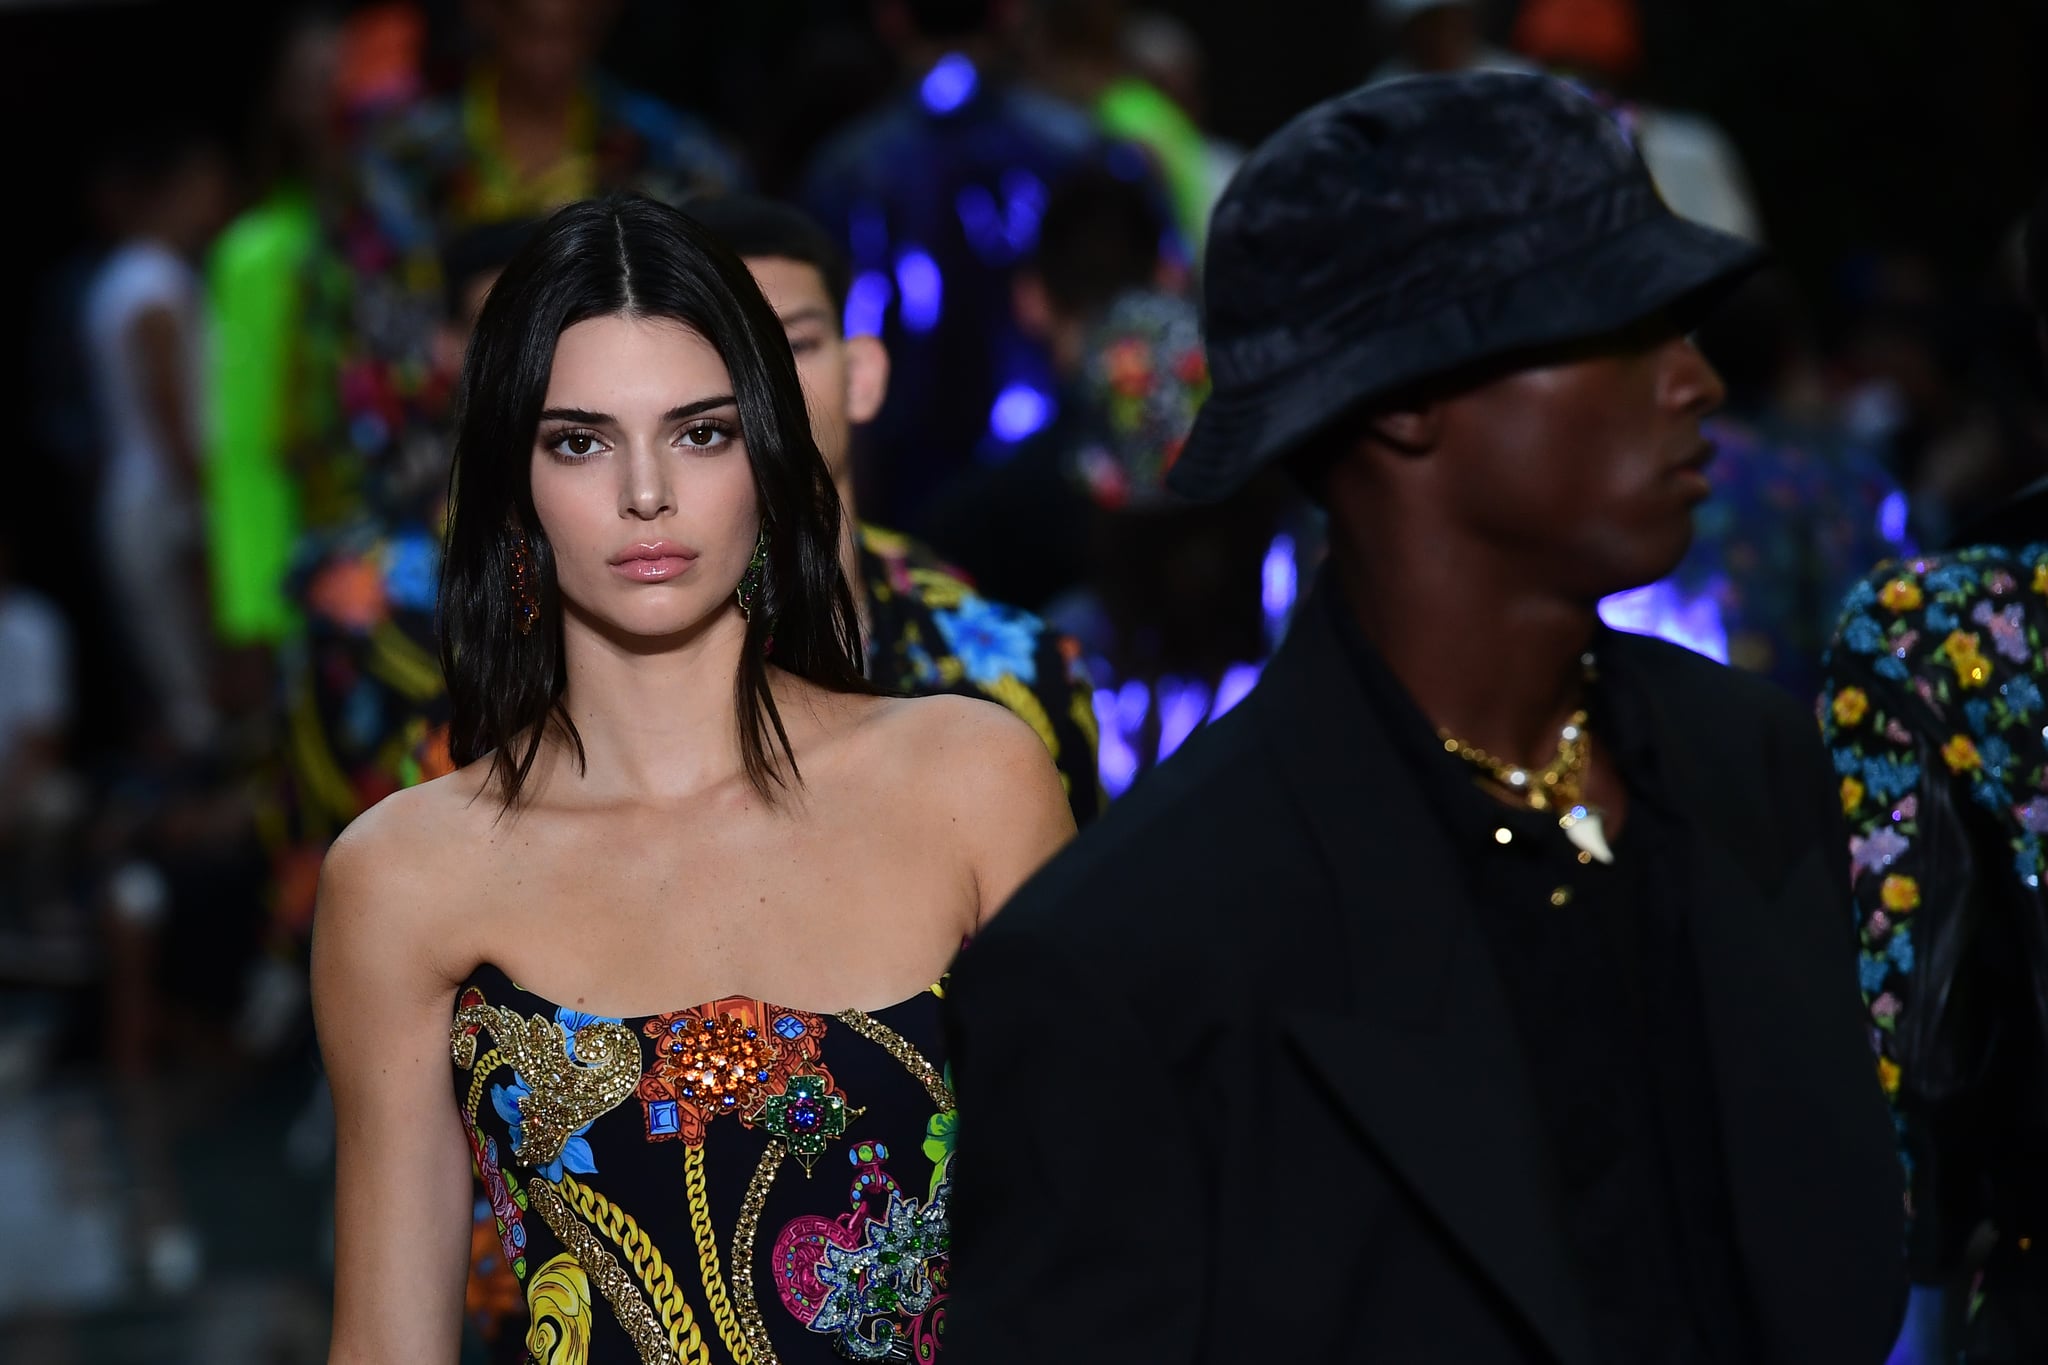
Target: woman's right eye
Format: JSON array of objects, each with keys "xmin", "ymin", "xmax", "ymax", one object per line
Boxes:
[{"xmin": 547, "ymin": 430, "xmax": 607, "ymax": 461}]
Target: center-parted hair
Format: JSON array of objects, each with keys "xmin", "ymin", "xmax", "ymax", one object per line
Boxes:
[{"xmin": 439, "ymin": 194, "xmax": 868, "ymax": 808}]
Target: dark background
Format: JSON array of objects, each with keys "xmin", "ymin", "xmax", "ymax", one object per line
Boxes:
[{"xmin": 6, "ymin": 0, "xmax": 2045, "ymax": 401}]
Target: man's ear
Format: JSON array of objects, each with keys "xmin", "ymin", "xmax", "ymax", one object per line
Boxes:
[{"xmin": 845, "ymin": 334, "xmax": 891, "ymax": 426}]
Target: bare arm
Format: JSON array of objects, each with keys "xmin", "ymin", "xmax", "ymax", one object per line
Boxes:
[
  {"xmin": 311, "ymin": 809, "xmax": 474, "ymax": 1365},
  {"xmin": 131, "ymin": 304, "xmax": 203, "ymax": 488}
]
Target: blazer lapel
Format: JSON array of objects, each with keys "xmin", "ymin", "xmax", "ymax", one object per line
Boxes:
[{"xmin": 1257, "ymin": 583, "xmax": 1598, "ymax": 1365}]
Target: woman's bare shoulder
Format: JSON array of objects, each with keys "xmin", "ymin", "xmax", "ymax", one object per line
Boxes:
[
  {"xmin": 316, "ymin": 760, "xmax": 498, "ymax": 965},
  {"xmin": 858, "ymin": 693, "xmax": 1063, "ymax": 814}
]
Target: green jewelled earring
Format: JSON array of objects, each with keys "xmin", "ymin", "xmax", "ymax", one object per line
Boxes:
[{"xmin": 735, "ymin": 527, "xmax": 768, "ymax": 621}]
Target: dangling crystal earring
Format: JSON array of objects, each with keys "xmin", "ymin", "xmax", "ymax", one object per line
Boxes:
[
  {"xmin": 511, "ymin": 529, "xmax": 539, "ymax": 636},
  {"xmin": 735, "ymin": 527, "xmax": 767, "ymax": 622}
]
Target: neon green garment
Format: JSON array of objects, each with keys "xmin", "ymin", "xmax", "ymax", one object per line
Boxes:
[
  {"xmin": 1096, "ymin": 77, "xmax": 1217, "ymax": 255},
  {"xmin": 205, "ymin": 189, "xmax": 315, "ymax": 644}
]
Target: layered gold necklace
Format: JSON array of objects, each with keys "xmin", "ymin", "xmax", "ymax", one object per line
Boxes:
[{"xmin": 1436, "ymin": 656, "xmax": 1615, "ymax": 864}]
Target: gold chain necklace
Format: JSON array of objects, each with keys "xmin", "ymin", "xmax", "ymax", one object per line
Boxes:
[{"xmin": 1435, "ymin": 654, "xmax": 1615, "ymax": 864}]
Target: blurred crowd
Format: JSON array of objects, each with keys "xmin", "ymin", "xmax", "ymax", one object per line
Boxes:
[{"xmin": 1, "ymin": 0, "xmax": 2045, "ymax": 1360}]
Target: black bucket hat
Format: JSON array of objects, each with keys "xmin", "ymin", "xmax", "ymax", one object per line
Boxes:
[{"xmin": 1167, "ymin": 71, "xmax": 1763, "ymax": 502}]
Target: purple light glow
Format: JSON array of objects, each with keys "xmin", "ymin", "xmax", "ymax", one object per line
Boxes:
[
  {"xmin": 919, "ymin": 53, "xmax": 978, "ymax": 115},
  {"xmin": 894, "ymin": 248, "xmax": 942, "ymax": 333},
  {"xmin": 1879, "ymin": 491, "xmax": 1910, "ymax": 548},
  {"xmin": 1262, "ymin": 534, "xmax": 1297, "ymax": 641},
  {"xmin": 1598, "ymin": 577, "xmax": 1730, "ymax": 663},
  {"xmin": 843, "ymin": 271, "xmax": 891, "ymax": 338},
  {"xmin": 1210, "ymin": 663, "xmax": 1262, "ymax": 720},
  {"xmin": 1094, "ymin": 687, "xmax": 1141, "ymax": 797},
  {"xmin": 989, "ymin": 383, "xmax": 1053, "ymax": 442},
  {"xmin": 1000, "ymin": 170, "xmax": 1047, "ymax": 251},
  {"xmin": 1157, "ymin": 679, "xmax": 1211, "ymax": 761}
]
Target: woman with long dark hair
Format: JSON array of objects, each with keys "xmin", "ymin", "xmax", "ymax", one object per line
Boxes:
[{"xmin": 312, "ymin": 195, "xmax": 1071, "ymax": 1364}]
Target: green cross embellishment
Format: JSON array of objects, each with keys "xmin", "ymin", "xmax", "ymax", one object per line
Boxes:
[{"xmin": 757, "ymin": 1075, "xmax": 854, "ymax": 1175}]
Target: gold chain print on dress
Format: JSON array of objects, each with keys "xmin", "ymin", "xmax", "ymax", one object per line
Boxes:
[
  {"xmin": 834, "ymin": 1009, "xmax": 954, "ymax": 1114},
  {"xmin": 727, "ymin": 1137, "xmax": 791, "ymax": 1364},
  {"xmin": 453, "ymin": 1004, "xmax": 641, "ymax": 1166},
  {"xmin": 532, "ymin": 1177, "xmax": 706, "ymax": 1365},
  {"xmin": 684, "ymin": 1142, "xmax": 753, "ymax": 1365},
  {"xmin": 526, "ymin": 1253, "xmax": 596, "ymax": 1365},
  {"xmin": 455, "ymin": 981, "xmax": 956, "ymax": 1365},
  {"xmin": 466, "ymin": 1048, "xmax": 504, "ymax": 1120}
]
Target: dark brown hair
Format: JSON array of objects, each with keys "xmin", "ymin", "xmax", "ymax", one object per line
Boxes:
[{"xmin": 439, "ymin": 195, "xmax": 868, "ymax": 809}]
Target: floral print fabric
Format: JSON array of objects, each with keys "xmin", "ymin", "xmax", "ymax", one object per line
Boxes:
[
  {"xmin": 859, "ymin": 524, "xmax": 1103, "ymax": 826},
  {"xmin": 1820, "ymin": 543, "xmax": 2048, "ymax": 1263}
]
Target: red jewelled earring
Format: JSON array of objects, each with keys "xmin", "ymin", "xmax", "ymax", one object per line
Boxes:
[{"xmin": 511, "ymin": 529, "xmax": 539, "ymax": 635}]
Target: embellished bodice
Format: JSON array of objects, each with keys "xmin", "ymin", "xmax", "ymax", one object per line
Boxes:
[{"xmin": 450, "ymin": 963, "xmax": 955, "ymax": 1365}]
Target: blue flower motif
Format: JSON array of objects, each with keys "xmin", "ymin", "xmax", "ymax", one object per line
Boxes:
[
  {"xmin": 1842, "ymin": 615, "xmax": 1886, "ymax": 655},
  {"xmin": 1833, "ymin": 746, "xmax": 1862, "ymax": 777},
  {"xmin": 1979, "ymin": 737, "xmax": 2013, "ymax": 775},
  {"xmin": 1964, "ymin": 699, "xmax": 1994, "ymax": 734},
  {"xmin": 1874, "ymin": 655, "xmax": 1910, "ymax": 682},
  {"xmin": 2017, "ymin": 833, "xmax": 2044, "ymax": 880},
  {"xmin": 1862, "ymin": 756, "xmax": 1922, "ymax": 803},
  {"xmin": 1926, "ymin": 564, "xmax": 1978, "ymax": 595},
  {"xmin": 1971, "ymin": 780, "xmax": 2014, "ymax": 814},
  {"xmin": 1888, "ymin": 927, "xmax": 1915, "ymax": 975},
  {"xmin": 554, "ymin": 1007, "xmax": 624, "ymax": 1063},
  {"xmin": 492, "ymin": 1076, "xmax": 599, "ymax": 1182},
  {"xmin": 933, "ymin": 595, "xmax": 1041, "ymax": 686},
  {"xmin": 1925, "ymin": 602, "xmax": 1960, "ymax": 633},
  {"xmin": 1858, "ymin": 951, "xmax": 1892, "ymax": 994},
  {"xmin": 382, "ymin": 530, "xmax": 441, "ymax": 612},
  {"xmin": 2005, "ymin": 674, "xmax": 2043, "ymax": 717},
  {"xmin": 1840, "ymin": 578, "xmax": 1879, "ymax": 613}
]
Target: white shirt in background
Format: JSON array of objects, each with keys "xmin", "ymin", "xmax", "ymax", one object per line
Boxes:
[{"xmin": 83, "ymin": 240, "xmax": 205, "ymax": 523}]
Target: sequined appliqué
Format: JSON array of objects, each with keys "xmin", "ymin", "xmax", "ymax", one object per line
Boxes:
[
  {"xmin": 453, "ymin": 1004, "xmax": 641, "ymax": 1169},
  {"xmin": 755, "ymin": 1075, "xmax": 856, "ymax": 1176},
  {"xmin": 637, "ymin": 999, "xmax": 837, "ymax": 1145},
  {"xmin": 771, "ymin": 1142, "xmax": 949, "ymax": 1362}
]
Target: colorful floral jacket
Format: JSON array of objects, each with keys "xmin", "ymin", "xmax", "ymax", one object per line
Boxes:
[
  {"xmin": 859, "ymin": 524, "xmax": 1102, "ymax": 828},
  {"xmin": 1820, "ymin": 542, "xmax": 2048, "ymax": 1276}
]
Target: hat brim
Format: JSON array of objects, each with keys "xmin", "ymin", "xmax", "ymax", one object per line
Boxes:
[{"xmin": 1167, "ymin": 212, "xmax": 1765, "ymax": 502}]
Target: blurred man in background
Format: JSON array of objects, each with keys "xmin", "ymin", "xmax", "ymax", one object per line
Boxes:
[
  {"xmin": 800, "ymin": 0, "xmax": 1103, "ymax": 532},
  {"xmin": 83, "ymin": 128, "xmax": 232, "ymax": 760}
]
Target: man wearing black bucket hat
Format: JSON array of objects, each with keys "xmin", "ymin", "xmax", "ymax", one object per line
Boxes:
[{"xmin": 942, "ymin": 72, "xmax": 1904, "ymax": 1363}]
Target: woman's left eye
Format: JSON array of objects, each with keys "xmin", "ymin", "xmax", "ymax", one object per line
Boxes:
[{"xmin": 680, "ymin": 422, "xmax": 731, "ymax": 450}]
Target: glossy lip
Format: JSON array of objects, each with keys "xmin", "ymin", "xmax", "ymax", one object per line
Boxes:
[{"xmin": 607, "ymin": 540, "xmax": 699, "ymax": 582}]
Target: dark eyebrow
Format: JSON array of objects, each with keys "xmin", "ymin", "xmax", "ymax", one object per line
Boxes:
[
  {"xmin": 664, "ymin": 395, "xmax": 738, "ymax": 423},
  {"xmin": 536, "ymin": 395, "xmax": 738, "ymax": 427}
]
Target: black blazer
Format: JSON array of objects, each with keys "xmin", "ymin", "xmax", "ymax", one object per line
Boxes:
[{"xmin": 943, "ymin": 582, "xmax": 1905, "ymax": 1364}]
